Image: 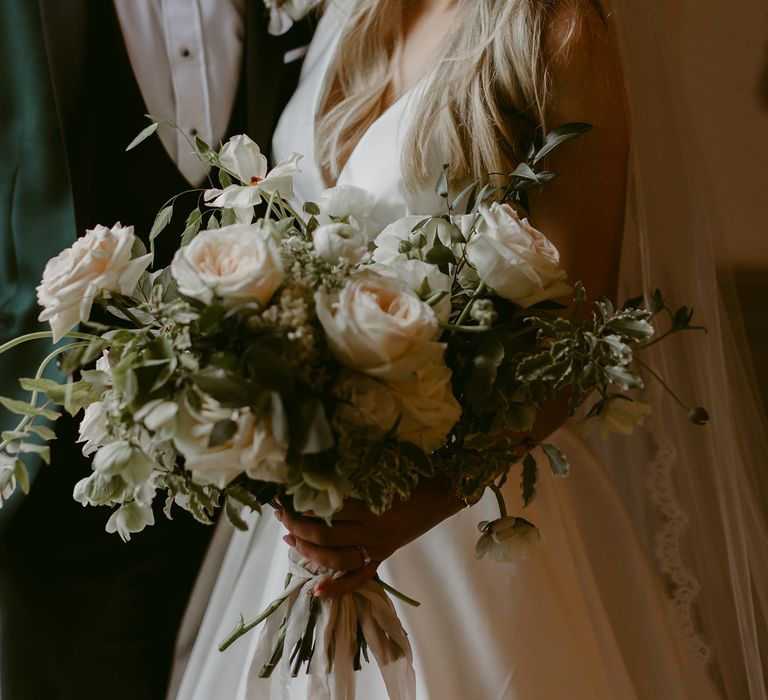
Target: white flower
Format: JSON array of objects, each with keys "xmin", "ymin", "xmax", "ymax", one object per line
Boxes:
[
  {"xmin": 391, "ymin": 358, "xmax": 461, "ymax": 453},
  {"xmin": 372, "ymin": 216, "xmax": 453, "ymax": 267},
  {"xmin": 78, "ymin": 401, "xmax": 112, "ymax": 456},
  {"xmin": 36, "ymin": 223, "xmax": 152, "ymax": 342},
  {"xmin": 312, "ymin": 223, "xmax": 368, "ymax": 264},
  {"xmin": 73, "ymin": 471, "xmax": 129, "ymax": 507},
  {"xmin": 204, "ymin": 135, "xmax": 302, "ymax": 223},
  {"xmin": 334, "ymin": 361, "xmax": 460, "ymax": 454},
  {"xmin": 171, "ymin": 223, "xmax": 283, "ymax": 307},
  {"xmin": 465, "ymin": 203, "xmax": 571, "ymax": 306},
  {"xmin": 105, "ymin": 501, "xmax": 155, "ymax": 542},
  {"xmin": 314, "ymin": 269, "xmax": 444, "ymax": 382},
  {"xmin": 92, "ymin": 440, "xmax": 155, "ymax": 488},
  {"xmin": 173, "ymin": 392, "xmax": 288, "ymax": 488},
  {"xmin": 333, "ymin": 371, "xmax": 401, "ymax": 435},
  {"xmin": 579, "ymin": 396, "xmax": 652, "ymax": 439},
  {"xmin": 134, "ymin": 399, "xmax": 179, "ymax": 440},
  {"xmin": 475, "ymin": 516, "xmax": 542, "ymax": 563},
  {"xmin": 317, "ymin": 185, "xmax": 375, "ymax": 224},
  {"xmin": 264, "ymin": 0, "xmax": 319, "ymax": 35},
  {"xmin": 372, "ymin": 259, "xmax": 453, "ymax": 323}
]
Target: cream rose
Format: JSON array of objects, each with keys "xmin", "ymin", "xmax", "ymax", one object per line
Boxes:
[
  {"xmin": 315, "ymin": 270, "xmax": 443, "ymax": 382},
  {"xmin": 173, "ymin": 392, "xmax": 288, "ymax": 488},
  {"xmin": 171, "ymin": 223, "xmax": 283, "ymax": 307},
  {"xmin": 312, "ymin": 223, "xmax": 368, "ymax": 264},
  {"xmin": 36, "ymin": 223, "xmax": 152, "ymax": 342},
  {"xmin": 371, "ymin": 259, "xmax": 453, "ymax": 323},
  {"xmin": 465, "ymin": 203, "xmax": 571, "ymax": 306},
  {"xmin": 334, "ymin": 359, "xmax": 460, "ymax": 453},
  {"xmin": 333, "ymin": 370, "xmax": 401, "ymax": 435}
]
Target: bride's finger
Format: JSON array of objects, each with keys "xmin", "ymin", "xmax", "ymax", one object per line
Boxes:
[
  {"xmin": 283, "ymin": 534, "xmax": 376, "ymax": 572},
  {"xmin": 313, "ymin": 562, "xmax": 379, "ymax": 598},
  {"xmin": 276, "ymin": 509, "xmax": 364, "ymax": 547}
]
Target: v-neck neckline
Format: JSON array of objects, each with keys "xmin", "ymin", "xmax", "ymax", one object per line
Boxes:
[{"xmin": 311, "ymin": 26, "xmax": 421, "ymax": 189}]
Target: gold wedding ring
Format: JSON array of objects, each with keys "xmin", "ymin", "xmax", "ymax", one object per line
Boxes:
[{"xmin": 356, "ymin": 544, "xmax": 372, "ymax": 568}]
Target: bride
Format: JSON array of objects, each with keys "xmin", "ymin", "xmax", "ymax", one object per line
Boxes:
[{"xmin": 172, "ymin": 0, "xmax": 768, "ymax": 698}]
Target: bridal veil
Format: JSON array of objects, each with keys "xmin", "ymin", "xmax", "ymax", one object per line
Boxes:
[{"xmin": 605, "ymin": 0, "xmax": 768, "ymax": 696}]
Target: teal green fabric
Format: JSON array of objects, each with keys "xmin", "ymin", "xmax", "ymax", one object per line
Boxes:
[{"xmin": 0, "ymin": 1, "xmax": 77, "ymax": 532}]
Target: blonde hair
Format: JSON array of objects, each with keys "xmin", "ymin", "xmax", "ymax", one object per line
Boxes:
[{"xmin": 317, "ymin": 0, "xmax": 589, "ymax": 189}]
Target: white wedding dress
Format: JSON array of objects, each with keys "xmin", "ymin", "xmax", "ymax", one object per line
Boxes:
[{"xmin": 172, "ymin": 4, "xmax": 722, "ymax": 699}]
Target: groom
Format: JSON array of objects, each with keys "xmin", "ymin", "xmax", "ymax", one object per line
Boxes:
[{"xmin": 0, "ymin": 1, "xmax": 311, "ymax": 698}]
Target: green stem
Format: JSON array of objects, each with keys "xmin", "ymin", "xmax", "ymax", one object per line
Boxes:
[
  {"xmin": 489, "ymin": 482, "xmax": 508, "ymax": 519},
  {"xmin": 109, "ymin": 297, "xmax": 145, "ymax": 328},
  {"xmin": 218, "ymin": 594, "xmax": 291, "ymax": 652},
  {"xmin": 373, "ymin": 576, "xmax": 421, "ymax": 607},
  {"xmin": 0, "ymin": 331, "xmax": 101, "ymax": 356},
  {"xmin": 634, "ymin": 358, "xmax": 690, "ymax": 413},
  {"xmin": 454, "ymin": 282, "xmax": 488, "ymax": 328},
  {"xmin": 0, "ymin": 341, "xmax": 92, "ymax": 453}
]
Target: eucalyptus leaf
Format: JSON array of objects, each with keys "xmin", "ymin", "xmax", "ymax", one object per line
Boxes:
[
  {"xmin": 149, "ymin": 205, "xmax": 174, "ymax": 242},
  {"xmin": 533, "ymin": 122, "xmax": 592, "ymax": 164},
  {"xmin": 125, "ymin": 121, "xmax": 159, "ymax": 152},
  {"xmin": 0, "ymin": 397, "xmax": 60, "ymax": 421},
  {"xmin": 181, "ymin": 207, "xmax": 203, "ymax": 246},
  {"xmin": 425, "ymin": 242, "xmax": 456, "ymax": 266},
  {"xmin": 221, "ymin": 208, "xmax": 238, "ymax": 227},
  {"xmin": 13, "ymin": 459, "xmax": 30, "ymax": 494},
  {"xmin": 303, "ymin": 201, "xmax": 321, "ymax": 216}
]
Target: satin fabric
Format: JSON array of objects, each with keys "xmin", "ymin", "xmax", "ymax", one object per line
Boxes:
[{"xmin": 173, "ymin": 3, "xmax": 720, "ymax": 698}]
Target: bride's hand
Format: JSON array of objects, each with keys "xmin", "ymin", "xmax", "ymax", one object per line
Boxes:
[{"xmin": 275, "ymin": 477, "xmax": 463, "ymax": 597}]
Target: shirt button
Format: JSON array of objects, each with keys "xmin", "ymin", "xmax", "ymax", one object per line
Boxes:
[
  {"xmin": 190, "ymin": 128, "xmax": 198, "ymax": 136},
  {"xmin": 180, "ymin": 47, "xmax": 191, "ymax": 57}
]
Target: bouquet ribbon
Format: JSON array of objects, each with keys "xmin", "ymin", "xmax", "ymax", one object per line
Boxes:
[{"xmin": 245, "ymin": 548, "xmax": 416, "ymax": 700}]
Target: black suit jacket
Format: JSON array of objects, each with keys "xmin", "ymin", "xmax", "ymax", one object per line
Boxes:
[{"xmin": 0, "ymin": 3, "xmax": 313, "ymax": 699}]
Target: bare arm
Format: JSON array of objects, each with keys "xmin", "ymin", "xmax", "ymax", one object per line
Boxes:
[{"xmin": 279, "ymin": 3, "xmax": 630, "ymax": 596}]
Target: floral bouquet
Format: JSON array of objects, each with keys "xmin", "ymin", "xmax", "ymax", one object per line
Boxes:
[{"xmin": 0, "ymin": 120, "xmax": 707, "ymax": 698}]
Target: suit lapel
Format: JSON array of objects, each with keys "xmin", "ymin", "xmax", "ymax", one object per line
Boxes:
[{"xmin": 245, "ymin": 0, "xmax": 315, "ymax": 153}]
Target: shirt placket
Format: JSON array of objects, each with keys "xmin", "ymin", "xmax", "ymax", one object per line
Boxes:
[{"xmin": 161, "ymin": 0, "xmax": 214, "ymax": 184}]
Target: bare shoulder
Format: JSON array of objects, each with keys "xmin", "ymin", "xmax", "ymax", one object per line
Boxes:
[{"xmin": 543, "ymin": 0, "xmax": 623, "ymax": 123}]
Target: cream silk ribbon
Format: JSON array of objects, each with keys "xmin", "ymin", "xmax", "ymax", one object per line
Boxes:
[{"xmin": 245, "ymin": 548, "xmax": 416, "ymax": 699}]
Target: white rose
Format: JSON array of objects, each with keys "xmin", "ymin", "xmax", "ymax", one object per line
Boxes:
[
  {"xmin": 36, "ymin": 223, "xmax": 152, "ymax": 342},
  {"xmin": 334, "ymin": 359, "xmax": 460, "ymax": 453},
  {"xmin": 173, "ymin": 393, "xmax": 288, "ymax": 488},
  {"xmin": 465, "ymin": 203, "xmax": 571, "ymax": 306},
  {"xmin": 371, "ymin": 259, "xmax": 452, "ymax": 323},
  {"xmin": 391, "ymin": 358, "xmax": 461, "ymax": 453},
  {"xmin": 475, "ymin": 516, "xmax": 542, "ymax": 563},
  {"xmin": 579, "ymin": 397, "xmax": 651, "ymax": 439},
  {"xmin": 314, "ymin": 269, "xmax": 443, "ymax": 382},
  {"xmin": 317, "ymin": 185, "xmax": 375, "ymax": 224},
  {"xmin": 312, "ymin": 223, "xmax": 368, "ymax": 264},
  {"xmin": 171, "ymin": 223, "xmax": 283, "ymax": 307},
  {"xmin": 333, "ymin": 370, "xmax": 401, "ymax": 435}
]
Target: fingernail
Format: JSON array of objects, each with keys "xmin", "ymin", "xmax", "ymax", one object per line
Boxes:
[
  {"xmin": 313, "ymin": 585, "xmax": 325, "ymax": 597},
  {"xmin": 283, "ymin": 534, "xmax": 296, "ymax": 546},
  {"xmin": 274, "ymin": 509, "xmax": 283, "ymax": 521}
]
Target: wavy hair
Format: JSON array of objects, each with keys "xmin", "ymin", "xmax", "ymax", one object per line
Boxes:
[{"xmin": 316, "ymin": 0, "xmax": 589, "ymax": 188}]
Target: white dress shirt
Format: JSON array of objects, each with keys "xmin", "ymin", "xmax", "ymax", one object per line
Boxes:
[{"xmin": 113, "ymin": 0, "xmax": 245, "ymax": 185}]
